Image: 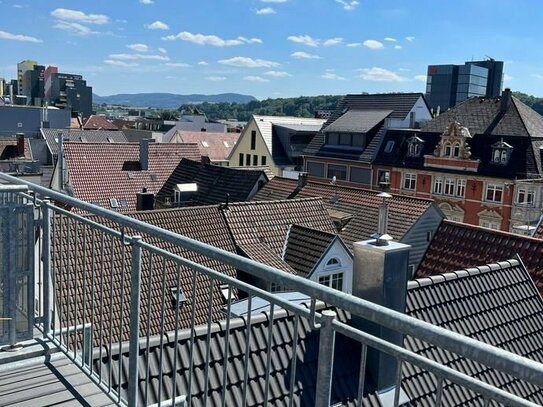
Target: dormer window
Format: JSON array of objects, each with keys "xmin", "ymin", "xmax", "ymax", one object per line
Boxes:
[
  {"xmin": 491, "ymin": 139, "xmax": 513, "ymax": 165},
  {"xmin": 433, "ymin": 121, "xmax": 473, "ymax": 160},
  {"xmin": 406, "ymin": 136, "xmax": 424, "ymax": 158},
  {"xmin": 452, "ymin": 143, "xmax": 460, "ymax": 157},
  {"xmin": 384, "ymin": 140, "xmax": 395, "ymax": 153}
]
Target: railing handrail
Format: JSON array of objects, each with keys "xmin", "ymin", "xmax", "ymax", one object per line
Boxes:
[{"xmin": 1, "ymin": 172, "xmax": 543, "ymax": 388}]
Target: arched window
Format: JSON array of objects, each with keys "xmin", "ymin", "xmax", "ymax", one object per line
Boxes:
[
  {"xmin": 444, "ymin": 142, "xmax": 452, "ymax": 157},
  {"xmin": 325, "ymin": 257, "xmax": 341, "ymax": 268},
  {"xmin": 452, "ymin": 143, "xmax": 460, "ymax": 157},
  {"xmin": 501, "ymin": 150, "xmax": 508, "ymax": 162},
  {"xmin": 494, "ymin": 149, "xmax": 501, "ymax": 162}
]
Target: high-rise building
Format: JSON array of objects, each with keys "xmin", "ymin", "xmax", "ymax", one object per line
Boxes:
[
  {"xmin": 425, "ymin": 58, "xmax": 504, "ymax": 111},
  {"xmin": 45, "ymin": 67, "xmax": 92, "ymax": 118},
  {"xmin": 17, "ymin": 60, "xmax": 37, "ymax": 96},
  {"xmin": 22, "ymin": 64, "xmax": 45, "ymax": 106}
]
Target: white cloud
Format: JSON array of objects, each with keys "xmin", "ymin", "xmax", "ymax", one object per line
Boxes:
[
  {"xmin": 288, "ymin": 34, "xmax": 319, "ymax": 47},
  {"xmin": 384, "ymin": 37, "xmax": 397, "ymax": 42},
  {"xmin": 109, "ymin": 53, "xmax": 170, "ymax": 61},
  {"xmin": 51, "ymin": 8, "xmax": 109, "ymax": 24},
  {"xmin": 140, "ymin": 0, "xmax": 154, "ymax": 4},
  {"xmin": 163, "ymin": 32, "xmax": 262, "ymax": 46},
  {"xmin": 198, "ymin": 61, "xmax": 208, "ymax": 65},
  {"xmin": 336, "ymin": 0, "xmax": 359, "ymax": 10},
  {"xmin": 405, "ymin": 36, "xmax": 415, "ymax": 41},
  {"xmin": 321, "ymin": 72, "xmax": 346, "ymax": 80},
  {"xmin": 53, "ymin": 21, "xmax": 97, "ymax": 36},
  {"xmin": 206, "ymin": 76, "xmax": 226, "ymax": 81},
  {"xmin": 394, "ymin": 45, "xmax": 402, "ymax": 49},
  {"xmin": 363, "ymin": 39, "xmax": 384, "ymax": 49},
  {"xmin": 0, "ymin": 30, "xmax": 42, "ymax": 43},
  {"xmin": 531, "ymin": 74, "xmax": 543, "ymax": 80},
  {"xmin": 256, "ymin": 7, "xmax": 276, "ymax": 15},
  {"xmin": 358, "ymin": 67, "xmax": 407, "ymax": 82},
  {"xmin": 218, "ymin": 56, "xmax": 279, "ymax": 68},
  {"xmin": 127, "ymin": 43, "xmax": 148, "ymax": 52},
  {"xmin": 346, "ymin": 42, "xmax": 361, "ymax": 47},
  {"xmin": 263, "ymin": 70, "xmax": 292, "ymax": 77},
  {"xmin": 158, "ymin": 47, "xmax": 167, "ymax": 54},
  {"xmin": 323, "ymin": 37, "xmax": 343, "ymax": 47},
  {"xmin": 414, "ymin": 75, "xmax": 427, "ymax": 82},
  {"xmin": 145, "ymin": 21, "xmax": 169, "ymax": 30},
  {"xmin": 291, "ymin": 51, "xmax": 321, "ymax": 59},
  {"xmin": 243, "ymin": 75, "xmax": 269, "ymax": 82},
  {"xmin": 165, "ymin": 62, "xmax": 190, "ymax": 67},
  {"xmin": 104, "ymin": 60, "xmax": 138, "ymax": 67}
]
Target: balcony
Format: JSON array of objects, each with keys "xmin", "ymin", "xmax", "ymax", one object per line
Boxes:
[{"xmin": 0, "ymin": 172, "xmax": 542, "ymax": 407}]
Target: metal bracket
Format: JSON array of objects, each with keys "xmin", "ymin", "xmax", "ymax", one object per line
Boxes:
[
  {"xmin": 120, "ymin": 226, "xmax": 132, "ymax": 246},
  {"xmin": 309, "ymin": 298, "xmax": 321, "ymax": 330}
]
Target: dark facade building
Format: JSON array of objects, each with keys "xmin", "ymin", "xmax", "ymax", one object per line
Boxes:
[
  {"xmin": 22, "ymin": 64, "xmax": 45, "ymax": 106},
  {"xmin": 425, "ymin": 59, "xmax": 504, "ymax": 111},
  {"xmin": 45, "ymin": 70, "xmax": 92, "ymax": 118}
]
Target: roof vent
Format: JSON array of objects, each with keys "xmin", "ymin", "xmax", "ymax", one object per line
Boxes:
[
  {"xmin": 371, "ymin": 192, "xmax": 393, "ymax": 246},
  {"xmin": 170, "ymin": 287, "xmax": 187, "ymax": 309}
]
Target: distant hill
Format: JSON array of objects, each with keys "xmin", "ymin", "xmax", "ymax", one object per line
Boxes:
[{"xmin": 92, "ymin": 93, "xmax": 257, "ymax": 108}]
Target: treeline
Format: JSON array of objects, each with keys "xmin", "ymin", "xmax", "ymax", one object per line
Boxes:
[
  {"xmin": 512, "ymin": 91, "xmax": 543, "ymax": 115},
  {"xmin": 179, "ymin": 95, "xmax": 343, "ymax": 121}
]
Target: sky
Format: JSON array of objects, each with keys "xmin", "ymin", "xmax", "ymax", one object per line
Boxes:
[{"xmin": 0, "ymin": 0, "xmax": 542, "ymax": 100}]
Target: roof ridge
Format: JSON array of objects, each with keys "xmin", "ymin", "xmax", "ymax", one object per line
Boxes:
[
  {"xmin": 443, "ymin": 219, "xmax": 543, "ymax": 243},
  {"xmin": 408, "ymin": 258, "xmax": 520, "ymax": 290},
  {"xmin": 230, "ymin": 196, "xmax": 324, "ymax": 207}
]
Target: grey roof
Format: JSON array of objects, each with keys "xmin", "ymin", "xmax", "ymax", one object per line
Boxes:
[
  {"xmin": 282, "ymin": 224, "xmax": 337, "ymax": 277},
  {"xmin": 92, "ymin": 258, "xmax": 543, "ymax": 407},
  {"xmin": 273, "ymin": 123, "xmax": 324, "ymax": 132},
  {"xmin": 0, "ymin": 354, "xmax": 112, "ymax": 406},
  {"xmin": 323, "ymin": 109, "xmax": 393, "ymax": 133},
  {"xmin": 40, "ymin": 128, "xmax": 128, "ymax": 159}
]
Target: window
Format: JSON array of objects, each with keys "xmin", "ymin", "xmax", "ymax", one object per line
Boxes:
[
  {"xmin": 350, "ymin": 167, "xmax": 371, "ymax": 184},
  {"xmin": 119, "ymin": 198, "xmax": 128, "ymax": 207},
  {"xmin": 433, "ymin": 177, "xmax": 443, "ymax": 194},
  {"xmin": 325, "ymin": 257, "xmax": 341, "ymax": 268},
  {"xmin": 452, "ymin": 143, "xmax": 460, "ymax": 157},
  {"xmin": 307, "ymin": 161, "xmax": 324, "ymax": 177},
  {"xmin": 403, "ymin": 173, "xmax": 416, "ymax": 190},
  {"xmin": 252, "ymin": 155, "xmax": 258, "ymax": 165},
  {"xmin": 480, "ymin": 219, "xmax": 500, "ymax": 230},
  {"xmin": 271, "ymin": 283, "xmax": 282, "ymax": 292},
  {"xmin": 491, "ymin": 140, "xmax": 513, "ymax": 165},
  {"xmin": 444, "ymin": 178, "xmax": 455, "ymax": 196},
  {"xmin": 485, "ymin": 183, "xmax": 503, "ymax": 203},
  {"xmin": 456, "ymin": 179, "xmax": 466, "ymax": 197},
  {"xmin": 174, "ymin": 190, "xmax": 181, "ymax": 204},
  {"xmin": 517, "ymin": 188, "xmax": 535, "ymax": 206},
  {"xmin": 239, "ymin": 153, "xmax": 244, "ymax": 166},
  {"xmin": 245, "ymin": 154, "xmax": 251, "ymax": 166},
  {"xmin": 261, "ymin": 156, "xmax": 267, "ymax": 166},
  {"xmin": 444, "ymin": 143, "xmax": 452, "ymax": 157},
  {"xmin": 407, "ymin": 136, "xmax": 424, "ymax": 158},
  {"xmin": 377, "ymin": 170, "xmax": 390, "ymax": 187},
  {"xmin": 110, "ymin": 198, "xmax": 119, "ymax": 208},
  {"xmin": 319, "ymin": 272, "xmax": 344, "ymax": 291},
  {"xmin": 327, "ymin": 133, "xmax": 339, "ymax": 145},
  {"xmin": 384, "ymin": 140, "xmax": 395, "ymax": 153},
  {"xmin": 250, "ymin": 130, "xmax": 256, "ymax": 150},
  {"xmin": 327, "ymin": 164, "xmax": 347, "ymax": 181},
  {"xmin": 339, "ymin": 133, "xmax": 351, "ymax": 145}
]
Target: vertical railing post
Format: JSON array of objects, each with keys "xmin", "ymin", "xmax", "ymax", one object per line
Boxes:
[
  {"xmin": 8, "ymin": 204, "xmax": 17, "ymax": 345},
  {"xmin": 314, "ymin": 310, "xmax": 337, "ymax": 407},
  {"xmin": 128, "ymin": 236, "xmax": 143, "ymax": 407},
  {"xmin": 42, "ymin": 201, "xmax": 51, "ymax": 337}
]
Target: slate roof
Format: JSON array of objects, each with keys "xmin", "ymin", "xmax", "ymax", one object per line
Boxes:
[
  {"xmin": 82, "ymin": 115, "xmax": 119, "ymax": 131},
  {"xmin": 404, "ymin": 258, "xmax": 543, "ymax": 405},
  {"xmin": 0, "ymin": 137, "xmax": 33, "ymax": 160},
  {"xmin": 62, "ymin": 142, "xmax": 201, "ymax": 212},
  {"xmin": 92, "ymin": 259, "xmax": 543, "ymax": 406},
  {"xmin": 164, "ymin": 130, "xmax": 239, "ymax": 161},
  {"xmin": 282, "ymin": 224, "xmax": 337, "ymax": 277},
  {"xmin": 157, "ymin": 158, "xmax": 266, "ymax": 206},
  {"xmin": 250, "ymin": 115, "xmax": 326, "ymax": 154},
  {"xmin": 417, "ymin": 220, "xmax": 543, "ymax": 297},
  {"xmin": 323, "ymin": 109, "xmax": 393, "ymax": 133},
  {"xmin": 253, "ymin": 177, "xmax": 435, "ymax": 247},
  {"xmin": 421, "ymin": 96, "xmax": 543, "ymax": 137},
  {"xmin": 41, "ymin": 128, "xmax": 128, "ymax": 159},
  {"xmin": 162, "ymin": 116, "xmax": 227, "ymax": 141},
  {"xmin": 0, "ymin": 355, "xmax": 113, "ymax": 406},
  {"xmin": 53, "ymin": 205, "xmax": 239, "ymax": 345},
  {"xmin": 373, "ymin": 128, "xmax": 543, "ymax": 179}
]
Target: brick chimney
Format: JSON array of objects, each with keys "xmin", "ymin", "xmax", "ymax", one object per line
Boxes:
[
  {"xmin": 500, "ymin": 88, "xmax": 512, "ymax": 113},
  {"xmin": 16, "ymin": 133, "xmax": 24, "ymax": 157}
]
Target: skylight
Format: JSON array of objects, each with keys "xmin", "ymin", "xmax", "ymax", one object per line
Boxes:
[
  {"xmin": 201, "ymin": 140, "xmax": 209, "ymax": 147},
  {"xmin": 171, "ymin": 287, "xmax": 187, "ymax": 309},
  {"xmin": 110, "ymin": 198, "xmax": 119, "ymax": 208}
]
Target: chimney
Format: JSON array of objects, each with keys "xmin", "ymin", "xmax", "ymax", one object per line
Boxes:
[
  {"xmin": 351, "ymin": 193, "xmax": 410, "ymax": 405},
  {"xmin": 297, "ymin": 172, "xmax": 308, "ymax": 189},
  {"xmin": 16, "ymin": 133, "xmax": 25, "ymax": 157},
  {"xmin": 139, "ymin": 139, "xmax": 149, "ymax": 171},
  {"xmin": 201, "ymin": 155, "xmax": 211, "ymax": 166},
  {"xmin": 500, "ymin": 88, "xmax": 512, "ymax": 112},
  {"xmin": 136, "ymin": 187, "xmax": 154, "ymax": 211}
]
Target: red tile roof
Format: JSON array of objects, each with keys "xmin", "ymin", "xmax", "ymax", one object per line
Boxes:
[
  {"xmin": 168, "ymin": 131, "xmax": 239, "ymax": 162},
  {"xmin": 63, "ymin": 142, "xmax": 201, "ymax": 212},
  {"xmin": 418, "ymin": 219, "xmax": 543, "ymax": 296},
  {"xmin": 254, "ymin": 177, "xmax": 435, "ymax": 246},
  {"xmin": 82, "ymin": 115, "xmax": 119, "ymax": 131}
]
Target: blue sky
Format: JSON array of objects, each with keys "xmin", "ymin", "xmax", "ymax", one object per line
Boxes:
[{"xmin": 0, "ymin": 0, "xmax": 542, "ymax": 99}]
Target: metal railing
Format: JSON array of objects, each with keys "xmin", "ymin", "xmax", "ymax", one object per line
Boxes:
[{"xmin": 1, "ymin": 172, "xmax": 543, "ymax": 407}]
